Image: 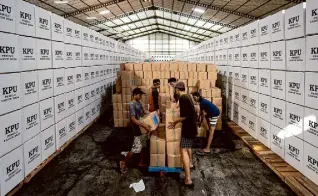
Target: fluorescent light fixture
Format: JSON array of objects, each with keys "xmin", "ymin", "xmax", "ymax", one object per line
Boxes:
[
  {"xmin": 99, "ymin": 10, "xmax": 110, "ymax": 15},
  {"xmin": 193, "ymin": 8, "xmax": 205, "ymax": 13},
  {"xmin": 54, "ymin": 0, "xmax": 68, "ymax": 4},
  {"xmin": 86, "ymin": 16, "xmax": 97, "ymax": 20}
]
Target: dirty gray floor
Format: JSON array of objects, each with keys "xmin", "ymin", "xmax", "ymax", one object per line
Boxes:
[{"xmin": 16, "ymin": 114, "xmax": 296, "ymax": 196}]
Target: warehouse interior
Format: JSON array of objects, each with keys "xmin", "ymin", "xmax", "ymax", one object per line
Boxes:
[{"xmin": 1, "ymin": 0, "xmax": 318, "ymax": 195}]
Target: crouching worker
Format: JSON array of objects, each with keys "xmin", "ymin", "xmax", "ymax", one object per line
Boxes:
[
  {"xmin": 192, "ymin": 92, "xmax": 220, "ymax": 155},
  {"xmin": 149, "ymin": 79, "xmax": 160, "ymax": 113},
  {"xmin": 119, "ymin": 88, "xmax": 152, "ymax": 174}
]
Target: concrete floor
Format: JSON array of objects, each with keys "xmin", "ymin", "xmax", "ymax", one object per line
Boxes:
[{"xmin": 16, "ymin": 114, "xmax": 296, "ymax": 196}]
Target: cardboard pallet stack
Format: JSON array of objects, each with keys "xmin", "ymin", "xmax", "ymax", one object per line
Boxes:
[{"xmin": 114, "ymin": 62, "xmax": 222, "ymax": 168}]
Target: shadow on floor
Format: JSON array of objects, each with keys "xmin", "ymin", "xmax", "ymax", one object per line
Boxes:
[{"xmin": 15, "ymin": 112, "xmax": 296, "ymax": 196}]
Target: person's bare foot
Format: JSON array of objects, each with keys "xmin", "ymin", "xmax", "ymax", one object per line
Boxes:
[{"xmin": 202, "ymin": 148, "xmax": 211, "ymax": 153}]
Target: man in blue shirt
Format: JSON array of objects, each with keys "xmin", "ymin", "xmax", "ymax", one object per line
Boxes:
[{"xmin": 192, "ymin": 92, "xmax": 220, "ymax": 155}]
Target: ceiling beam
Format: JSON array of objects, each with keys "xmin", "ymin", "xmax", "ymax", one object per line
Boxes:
[
  {"xmin": 97, "ymin": 15, "xmax": 220, "ymax": 35},
  {"xmin": 177, "ymin": 0, "xmax": 257, "ymax": 20},
  {"xmin": 90, "ymin": 6, "xmax": 234, "ymax": 29},
  {"xmin": 62, "ymin": 0, "xmax": 126, "ymax": 18},
  {"xmin": 108, "ymin": 23, "xmax": 213, "ymax": 38}
]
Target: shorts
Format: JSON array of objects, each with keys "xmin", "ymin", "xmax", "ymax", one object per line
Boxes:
[
  {"xmin": 206, "ymin": 116, "xmax": 220, "ymax": 129},
  {"xmin": 131, "ymin": 135, "xmax": 148, "ymax": 153},
  {"xmin": 181, "ymin": 137, "xmax": 193, "ymax": 149}
]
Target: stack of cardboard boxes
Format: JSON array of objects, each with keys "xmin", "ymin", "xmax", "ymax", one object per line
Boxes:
[{"xmin": 113, "ymin": 62, "xmax": 222, "ymax": 168}]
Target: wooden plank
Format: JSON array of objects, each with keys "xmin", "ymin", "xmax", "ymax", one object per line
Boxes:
[
  {"xmin": 297, "ymin": 177, "xmax": 318, "ymax": 196},
  {"xmin": 6, "ymin": 182, "xmax": 24, "ymax": 196},
  {"xmin": 285, "ymin": 177, "xmax": 314, "ymax": 196}
]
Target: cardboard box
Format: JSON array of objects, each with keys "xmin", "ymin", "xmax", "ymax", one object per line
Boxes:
[
  {"xmin": 258, "ymin": 69, "xmax": 271, "ymax": 96},
  {"xmin": 249, "ymin": 68, "xmax": 259, "ymax": 92},
  {"xmin": 271, "ymin": 41, "xmax": 286, "ymax": 70},
  {"xmin": 83, "ymin": 67, "xmax": 90, "ymax": 86},
  {"xmin": 73, "ymin": 45, "xmax": 81, "ymax": 67},
  {"xmin": 240, "ymin": 68, "xmax": 249, "ymax": 88},
  {"xmin": 84, "ymin": 104, "xmax": 91, "ymax": 126},
  {"xmin": 152, "ymin": 71, "xmax": 160, "ymax": 79},
  {"xmin": 166, "ymin": 127, "xmax": 182, "ymax": 142},
  {"xmin": 41, "ymin": 125, "xmax": 56, "ymax": 161},
  {"xmin": 284, "ymin": 133, "xmax": 303, "ymax": 172},
  {"xmin": 188, "ymin": 87, "xmax": 198, "ymax": 94},
  {"xmin": 24, "ymin": 133, "xmax": 41, "ymax": 177},
  {"xmin": 179, "ymin": 62, "xmax": 188, "ymax": 72},
  {"xmin": 65, "ymin": 68, "xmax": 75, "ymax": 93},
  {"xmin": 16, "ymin": 0, "xmax": 35, "ymax": 36},
  {"xmin": 0, "ymin": 109, "xmax": 22, "ymax": 157},
  {"xmin": 201, "ymin": 89, "xmax": 212, "ymax": 98},
  {"xmin": 258, "ymin": 94, "xmax": 271, "ymax": 122},
  {"xmin": 134, "ymin": 71, "xmax": 143, "ymax": 79},
  {"xmin": 38, "ymin": 69, "xmax": 53, "ymax": 101},
  {"xmin": 270, "ymin": 10, "xmax": 285, "ymax": 42},
  {"xmin": 160, "ymin": 62, "xmax": 169, "ymax": 71},
  {"xmin": 212, "ymin": 97, "xmax": 222, "ymax": 106},
  {"xmin": 271, "ymin": 124, "xmax": 285, "ymax": 159},
  {"xmin": 114, "ymin": 119, "xmax": 123, "ymax": 128},
  {"xmin": 197, "ymin": 63, "xmax": 206, "ymax": 72},
  {"xmin": 113, "ymin": 110, "xmax": 123, "ymax": 119},
  {"xmin": 304, "ymin": 108, "xmax": 318, "ymax": 147},
  {"xmin": 286, "ymin": 37, "xmax": 306, "ymax": 70},
  {"xmin": 53, "ymin": 68, "xmax": 65, "ymax": 96},
  {"xmin": 51, "ymin": 13, "xmax": 64, "ymax": 42},
  {"xmin": 0, "ymin": 0, "xmax": 16, "ymax": 33},
  {"xmin": 133, "ymin": 63, "xmax": 142, "ymax": 71},
  {"xmin": 52, "ymin": 41, "xmax": 64, "ymax": 68},
  {"xmin": 198, "ymin": 72, "xmax": 207, "ymax": 80},
  {"xmin": 75, "ymin": 67, "xmax": 83, "ymax": 89},
  {"xmin": 303, "ymin": 141, "xmax": 318, "ymax": 185},
  {"xmin": 306, "ymin": 0, "xmax": 318, "ymax": 35},
  {"xmin": 285, "ymin": 102, "xmax": 304, "ymax": 139},
  {"xmin": 233, "ymin": 47, "xmax": 241, "ymax": 67},
  {"xmin": 169, "ymin": 63, "xmax": 179, "ymax": 71},
  {"xmin": 188, "ymin": 72, "xmax": 198, "ymax": 80},
  {"xmin": 123, "ymin": 103, "xmax": 130, "ymax": 111},
  {"xmin": 207, "ymin": 64, "xmax": 217, "ymax": 72},
  {"xmin": 167, "ymin": 154, "xmax": 182, "ymax": 168},
  {"xmin": 259, "ymin": 43, "xmax": 271, "ymax": 69},
  {"xmin": 54, "ymin": 93, "xmax": 66, "ymax": 123},
  {"xmin": 67, "ymin": 113, "xmax": 76, "ymax": 140},
  {"xmin": 248, "ymin": 91, "xmax": 258, "ymax": 115},
  {"xmin": 112, "ymin": 94, "xmax": 122, "ymax": 103},
  {"xmin": 21, "ymin": 71, "xmax": 38, "ymax": 107},
  {"xmin": 143, "ymin": 71, "xmax": 153, "ymax": 79},
  {"xmin": 76, "ymin": 109, "xmax": 84, "ymax": 132},
  {"xmin": 0, "ymin": 146, "xmax": 24, "ymax": 196},
  {"xmin": 55, "ymin": 119, "xmax": 67, "ymax": 149},
  {"xmin": 286, "ymin": 71, "xmax": 305, "ymax": 105},
  {"xmin": 167, "ymin": 141, "xmax": 181, "ymax": 155},
  {"xmin": 35, "ymin": 6, "xmax": 51, "ymax": 39},
  {"xmin": 40, "ymin": 98, "xmax": 55, "ymax": 131},
  {"xmin": 170, "ymin": 72, "xmax": 179, "ymax": 79},
  {"xmin": 19, "ymin": 36, "xmax": 36, "ymax": 71},
  {"xmin": 208, "ymin": 72, "xmax": 217, "ymax": 80},
  {"xmin": 150, "ymin": 131, "xmax": 165, "ymax": 154},
  {"xmin": 140, "ymin": 112, "xmax": 160, "ymax": 134},
  {"xmin": 241, "ymin": 47, "xmax": 249, "ymax": 67},
  {"xmin": 150, "ymin": 154, "xmax": 165, "ymax": 167},
  {"xmin": 22, "ymin": 103, "xmax": 40, "ymax": 143},
  {"xmin": 249, "ymin": 45, "xmax": 259, "ymax": 68},
  {"xmin": 142, "ymin": 63, "xmax": 152, "ymax": 71},
  {"xmin": 271, "ymin": 70, "xmax": 286, "ymax": 100},
  {"xmin": 240, "ymin": 87, "xmax": 249, "ymax": 110},
  {"xmin": 259, "ymin": 16, "xmax": 271, "ymax": 44},
  {"xmin": 306, "ymin": 35, "xmax": 318, "ymax": 72},
  {"xmin": 152, "ymin": 63, "xmax": 161, "ymax": 71},
  {"xmin": 247, "ymin": 112, "xmax": 258, "ymax": 139},
  {"xmin": 271, "ymin": 98, "xmax": 286, "ymax": 129},
  {"xmin": 36, "ymin": 38, "xmax": 52, "ymax": 69},
  {"xmin": 66, "ymin": 91, "xmax": 75, "ymax": 117},
  {"xmin": 75, "ymin": 88, "xmax": 84, "ymax": 111},
  {"xmin": 64, "ymin": 44, "xmax": 74, "ymax": 68},
  {"xmin": 198, "ymin": 80, "xmax": 215, "ymax": 89},
  {"xmin": 305, "ymin": 72, "xmax": 318, "ymax": 110},
  {"xmin": 258, "ymin": 118, "xmax": 271, "ymax": 148},
  {"xmin": 121, "ymin": 63, "xmax": 133, "ymax": 71},
  {"xmin": 82, "ymin": 47, "xmax": 90, "ymax": 67},
  {"xmin": 179, "ymin": 72, "xmax": 188, "ymax": 80},
  {"xmin": 0, "ymin": 32, "xmax": 19, "ymax": 73},
  {"xmin": 285, "ymin": 3, "xmax": 306, "ymax": 40},
  {"xmin": 0, "ymin": 73, "xmax": 21, "ymax": 115}
]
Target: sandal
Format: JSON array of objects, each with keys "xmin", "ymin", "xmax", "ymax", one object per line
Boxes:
[
  {"xmin": 196, "ymin": 149, "xmax": 212, "ymax": 156},
  {"xmin": 119, "ymin": 161, "xmax": 128, "ymax": 174}
]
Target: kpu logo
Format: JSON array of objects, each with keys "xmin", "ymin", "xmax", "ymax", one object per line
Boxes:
[
  {"xmin": 54, "ymin": 23, "xmax": 61, "ymax": 30},
  {"xmin": 273, "ymin": 134, "xmax": 281, "ymax": 143},
  {"xmin": 289, "ymin": 16, "xmax": 299, "ymax": 24},
  {"xmin": 20, "ymin": 11, "xmax": 32, "ymax": 20},
  {"xmin": 0, "ymin": 46, "xmax": 15, "ymax": 54},
  {"xmin": 261, "ymin": 26, "xmax": 268, "ymax": 33},
  {"xmin": 308, "ymin": 156, "xmax": 318, "ymax": 167},
  {"xmin": 309, "ymin": 120, "xmax": 318, "ymax": 129},
  {"xmin": 6, "ymin": 160, "xmax": 20, "ymax": 174},
  {"xmin": 273, "ymin": 51, "xmax": 282, "ymax": 57},
  {"xmin": 272, "ymin": 22, "xmax": 280, "ymax": 29},
  {"xmin": 42, "ymin": 78, "xmax": 51, "ymax": 85},
  {"xmin": 274, "ymin": 107, "xmax": 282, "ymax": 115},
  {"xmin": 41, "ymin": 49, "xmax": 49, "ymax": 55},
  {"xmin": 58, "ymin": 102, "xmax": 65, "ymax": 110},
  {"xmin": 290, "ymin": 49, "xmax": 301, "ymax": 56},
  {"xmin": 274, "ymin": 79, "xmax": 282, "ymax": 86},
  {"xmin": 311, "ymin": 47, "xmax": 318, "ymax": 55},
  {"xmin": 44, "ymin": 107, "xmax": 52, "ymax": 116},
  {"xmin": 39, "ymin": 18, "xmax": 48, "ymax": 25},
  {"xmin": 3, "ymin": 86, "xmax": 17, "ymax": 95},
  {"xmin": 289, "ymin": 82, "xmax": 300, "ymax": 89},
  {"xmin": 25, "ymin": 81, "xmax": 35, "ymax": 89},
  {"xmin": 250, "ymin": 99, "xmax": 256, "ymax": 108},
  {"xmin": 59, "ymin": 127, "xmax": 66, "ymax": 136},
  {"xmin": 261, "ymin": 102, "xmax": 267, "ymax": 111},
  {"xmin": 45, "ymin": 136, "xmax": 53, "ymax": 145},
  {"xmin": 261, "ymin": 52, "xmax": 267, "ymax": 58},
  {"xmin": 312, "ymin": 9, "xmax": 318, "ymax": 16},
  {"xmin": 23, "ymin": 48, "xmax": 34, "ymax": 55},
  {"xmin": 249, "ymin": 120, "xmax": 255, "ymax": 130},
  {"xmin": 27, "ymin": 114, "xmax": 37, "ymax": 123},
  {"xmin": 261, "ymin": 77, "xmax": 267, "ymax": 83},
  {"xmin": 290, "ymin": 113, "xmax": 300, "ymax": 122},
  {"xmin": 310, "ymin": 85, "xmax": 318, "ymax": 92},
  {"xmin": 29, "ymin": 146, "xmax": 39, "ymax": 157},
  {"xmin": 55, "ymin": 50, "xmax": 62, "ymax": 56},
  {"xmin": 0, "ymin": 4, "xmax": 11, "ymax": 14},
  {"xmin": 289, "ymin": 144, "xmax": 300, "ymax": 155},
  {"xmin": 260, "ymin": 127, "xmax": 267, "ymax": 135},
  {"xmin": 5, "ymin": 123, "xmax": 19, "ymax": 135}
]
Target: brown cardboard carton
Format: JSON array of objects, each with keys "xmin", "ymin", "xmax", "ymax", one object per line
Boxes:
[
  {"xmin": 120, "ymin": 63, "xmax": 134, "ymax": 71},
  {"xmin": 134, "ymin": 79, "xmax": 142, "ymax": 86},
  {"xmin": 170, "ymin": 63, "xmax": 179, "ymax": 71},
  {"xmin": 212, "ymin": 97, "xmax": 222, "ymax": 106},
  {"xmin": 123, "ymin": 103, "xmax": 130, "ymax": 111},
  {"xmin": 161, "ymin": 112, "xmax": 166, "ymax": 123},
  {"xmin": 112, "ymin": 94, "xmax": 122, "ymax": 103},
  {"xmin": 150, "ymin": 131, "xmax": 166, "ymax": 154},
  {"xmin": 153, "ymin": 71, "xmax": 160, "ymax": 79},
  {"xmin": 123, "ymin": 119, "xmax": 130, "ymax": 127},
  {"xmin": 197, "ymin": 80, "xmax": 215, "ymax": 89},
  {"xmin": 142, "ymin": 63, "xmax": 152, "ymax": 71},
  {"xmin": 142, "ymin": 79, "xmax": 151, "ymax": 86},
  {"xmin": 123, "ymin": 111, "xmax": 130, "ymax": 119},
  {"xmin": 122, "ymin": 80, "xmax": 134, "ymax": 88},
  {"xmin": 135, "ymin": 71, "xmax": 143, "ymax": 79},
  {"xmin": 179, "ymin": 72, "xmax": 189, "ymax": 80},
  {"xmin": 201, "ymin": 90, "xmax": 212, "ymax": 98},
  {"xmin": 142, "ymin": 104, "xmax": 148, "ymax": 111},
  {"xmin": 166, "ymin": 128, "xmax": 182, "ymax": 142},
  {"xmin": 160, "ymin": 71, "xmax": 170, "ymax": 79},
  {"xmin": 121, "ymin": 71, "xmax": 134, "ymax": 79},
  {"xmin": 211, "ymin": 87, "xmax": 221, "ymax": 98},
  {"xmin": 208, "ymin": 72, "xmax": 217, "ymax": 80},
  {"xmin": 188, "ymin": 79, "xmax": 198, "ymax": 87},
  {"xmin": 167, "ymin": 154, "xmax": 182, "ymax": 167},
  {"xmin": 197, "ymin": 63, "xmax": 206, "ymax": 72},
  {"xmin": 216, "ymin": 118, "xmax": 222, "ymax": 130},
  {"xmin": 143, "ymin": 71, "xmax": 153, "ymax": 79},
  {"xmin": 197, "ymin": 126, "xmax": 207, "ymax": 137},
  {"xmin": 158, "ymin": 123, "xmax": 165, "ymax": 131},
  {"xmin": 114, "ymin": 119, "xmax": 124, "ymax": 127},
  {"xmin": 198, "ymin": 72, "xmax": 207, "ymax": 80},
  {"xmin": 152, "ymin": 63, "xmax": 161, "ymax": 71},
  {"xmin": 170, "ymin": 72, "xmax": 179, "ymax": 79},
  {"xmin": 167, "ymin": 141, "xmax": 181, "ymax": 155},
  {"xmin": 133, "ymin": 63, "xmax": 142, "ymax": 71},
  {"xmin": 159, "ymin": 104, "xmax": 166, "ymax": 113},
  {"xmin": 122, "ymin": 88, "xmax": 131, "ymax": 95},
  {"xmin": 140, "ymin": 112, "xmax": 160, "ymax": 134},
  {"xmin": 160, "ymin": 63, "xmax": 169, "ymax": 71},
  {"xmin": 178, "ymin": 62, "xmax": 188, "ymax": 72},
  {"xmin": 160, "ymin": 94, "xmax": 170, "ymax": 105},
  {"xmin": 161, "ymin": 79, "xmax": 168, "ymax": 86},
  {"xmin": 123, "ymin": 95, "xmax": 131, "ymax": 103},
  {"xmin": 188, "ymin": 87, "xmax": 198, "ymax": 93},
  {"xmin": 141, "ymin": 96, "xmax": 149, "ymax": 105},
  {"xmin": 160, "ymin": 86, "xmax": 169, "ymax": 93},
  {"xmin": 207, "ymin": 64, "xmax": 217, "ymax": 72},
  {"xmin": 188, "ymin": 63, "xmax": 197, "ymax": 72},
  {"xmin": 114, "ymin": 103, "xmax": 123, "ymax": 111},
  {"xmin": 150, "ymin": 154, "xmax": 165, "ymax": 167},
  {"xmin": 188, "ymin": 72, "xmax": 198, "ymax": 79},
  {"xmin": 166, "ymin": 101, "xmax": 178, "ymax": 109}
]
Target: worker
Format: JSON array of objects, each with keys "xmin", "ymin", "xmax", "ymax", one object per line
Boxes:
[
  {"xmin": 149, "ymin": 79, "xmax": 160, "ymax": 113},
  {"xmin": 168, "ymin": 77, "xmax": 178, "ymax": 102},
  {"xmin": 168, "ymin": 82, "xmax": 197, "ymax": 188},
  {"xmin": 119, "ymin": 87, "xmax": 152, "ymax": 174},
  {"xmin": 192, "ymin": 92, "xmax": 220, "ymax": 155}
]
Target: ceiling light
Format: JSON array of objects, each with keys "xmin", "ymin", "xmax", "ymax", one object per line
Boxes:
[
  {"xmin": 193, "ymin": 8, "xmax": 205, "ymax": 13},
  {"xmin": 54, "ymin": 0, "xmax": 68, "ymax": 4},
  {"xmin": 144, "ymin": 0, "xmax": 151, "ymax": 2},
  {"xmin": 99, "ymin": 10, "xmax": 110, "ymax": 15},
  {"xmin": 86, "ymin": 16, "xmax": 97, "ymax": 20}
]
